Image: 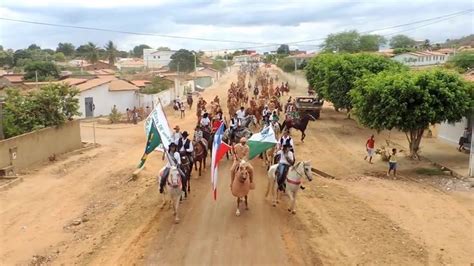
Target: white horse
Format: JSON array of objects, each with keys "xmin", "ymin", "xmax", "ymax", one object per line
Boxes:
[
  {"xmin": 159, "ymin": 166, "xmax": 183, "ymax": 223},
  {"xmin": 265, "ymin": 161, "xmax": 313, "ymax": 214}
]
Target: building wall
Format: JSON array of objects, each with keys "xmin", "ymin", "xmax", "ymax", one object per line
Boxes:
[
  {"xmin": 438, "ymin": 117, "xmax": 470, "ymax": 145},
  {"xmin": 393, "ymin": 53, "xmax": 448, "ymax": 66},
  {"xmin": 195, "ymin": 76, "xmax": 213, "ymax": 88},
  {"xmin": 136, "ymin": 89, "xmax": 174, "ymax": 109},
  {"xmin": 143, "ymin": 49, "xmax": 175, "ymax": 68},
  {"xmin": 77, "ymin": 84, "xmax": 138, "ymax": 118},
  {"xmin": 0, "ymin": 120, "xmax": 82, "ymax": 170}
]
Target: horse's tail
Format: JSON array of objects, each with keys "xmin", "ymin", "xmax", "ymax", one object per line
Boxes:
[{"xmin": 265, "ymin": 167, "xmax": 274, "ymax": 197}]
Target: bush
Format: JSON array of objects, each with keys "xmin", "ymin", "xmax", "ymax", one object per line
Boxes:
[
  {"xmin": 109, "ymin": 105, "xmax": 122, "ymax": 123},
  {"xmin": 3, "ymin": 83, "xmax": 80, "ymax": 138},
  {"xmin": 24, "ymin": 61, "xmax": 60, "ymax": 81},
  {"xmin": 139, "ymin": 77, "xmax": 173, "ymax": 94},
  {"xmin": 277, "ymin": 57, "xmax": 295, "ymax": 73},
  {"xmin": 449, "ymin": 51, "xmax": 474, "ymax": 71}
]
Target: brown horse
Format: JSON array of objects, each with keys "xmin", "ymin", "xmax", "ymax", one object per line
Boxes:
[
  {"xmin": 193, "ymin": 140, "xmax": 207, "ymax": 177},
  {"xmin": 231, "ymin": 160, "xmax": 254, "ymax": 216},
  {"xmin": 280, "ymin": 113, "xmax": 316, "ymax": 142}
]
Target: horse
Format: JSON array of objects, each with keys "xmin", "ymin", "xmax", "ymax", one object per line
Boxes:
[
  {"xmin": 280, "ymin": 113, "xmax": 316, "ymax": 142},
  {"xmin": 241, "ymin": 115, "xmax": 258, "ymax": 130},
  {"xmin": 223, "ymin": 127, "xmax": 252, "ymax": 146},
  {"xmin": 187, "ymin": 95, "xmax": 193, "ymax": 110},
  {"xmin": 179, "ymin": 154, "xmax": 192, "ymax": 198},
  {"xmin": 231, "ymin": 160, "xmax": 254, "ymax": 216},
  {"xmin": 159, "ymin": 166, "xmax": 183, "ymax": 223},
  {"xmin": 193, "ymin": 140, "xmax": 207, "ymax": 177},
  {"xmin": 265, "ymin": 161, "xmax": 313, "ymax": 214}
]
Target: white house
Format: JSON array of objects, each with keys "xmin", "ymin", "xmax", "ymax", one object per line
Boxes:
[
  {"xmin": 75, "ymin": 77, "xmax": 140, "ymax": 118},
  {"xmin": 392, "ymin": 51, "xmax": 448, "ymax": 67},
  {"xmin": 143, "ymin": 49, "xmax": 176, "ymax": 69},
  {"xmin": 438, "ymin": 117, "xmax": 472, "ymax": 145}
]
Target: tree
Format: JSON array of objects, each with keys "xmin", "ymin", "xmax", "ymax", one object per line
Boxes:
[
  {"xmin": 3, "ymin": 83, "xmax": 80, "ymax": 138},
  {"xmin": 24, "ymin": 61, "xmax": 60, "ymax": 81},
  {"xmin": 277, "ymin": 44, "xmax": 290, "ymax": 55},
  {"xmin": 157, "ymin": 46, "xmax": 171, "ymax": 51},
  {"xmin": 13, "ymin": 49, "xmax": 31, "ymax": 65},
  {"xmin": 169, "ymin": 49, "xmax": 198, "ymax": 73},
  {"xmin": 85, "ymin": 42, "xmax": 99, "ymax": 64},
  {"xmin": 359, "ymin": 34, "xmax": 386, "ymax": 51},
  {"xmin": 132, "ymin": 44, "xmax": 151, "ymax": 57},
  {"xmin": 75, "ymin": 44, "xmax": 90, "ymax": 56},
  {"xmin": 390, "ymin": 35, "xmax": 416, "ymax": 48},
  {"xmin": 0, "ymin": 49, "xmax": 14, "ymax": 67},
  {"xmin": 305, "ymin": 53, "xmax": 405, "ymax": 113},
  {"xmin": 449, "ymin": 51, "xmax": 474, "ymax": 71},
  {"xmin": 277, "ymin": 57, "xmax": 295, "ymax": 73},
  {"xmin": 56, "ymin": 42, "xmax": 75, "ymax": 56},
  {"xmin": 351, "ymin": 69, "xmax": 472, "ymax": 158},
  {"xmin": 27, "ymin": 44, "xmax": 41, "ymax": 50},
  {"xmin": 139, "ymin": 76, "xmax": 173, "ymax": 94},
  {"xmin": 421, "ymin": 39, "xmax": 431, "ymax": 50},
  {"xmin": 118, "ymin": 50, "xmax": 129, "ymax": 58},
  {"xmin": 54, "ymin": 52, "xmax": 66, "ymax": 62},
  {"xmin": 212, "ymin": 59, "xmax": 227, "ymax": 72},
  {"xmin": 104, "ymin": 40, "xmax": 118, "ymax": 65}
]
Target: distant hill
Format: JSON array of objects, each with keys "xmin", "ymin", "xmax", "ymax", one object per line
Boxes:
[{"xmin": 443, "ymin": 35, "xmax": 474, "ymax": 48}]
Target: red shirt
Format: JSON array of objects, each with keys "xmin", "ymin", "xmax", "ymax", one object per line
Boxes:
[
  {"xmin": 366, "ymin": 139, "xmax": 375, "ymax": 149},
  {"xmin": 212, "ymin": 120, "xmax": 223, "ymax": 132}
]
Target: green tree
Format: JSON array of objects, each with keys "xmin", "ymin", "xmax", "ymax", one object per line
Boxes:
[
  {"xmin": 389, "ymin": 34, "xmax": 416, "ymax": 48},
  {"xmin": 277, "ymin": 44, "xmax": 290, "ymax": 55},
  {"xmin": 212, "ymin": 59, "xmax": 227, "ymax": 72},
  {"xmin": 54, "ymin": 52, "xmax": 66, "ymax": 62},
  {"xmin": 305, "ymin": 53, "xmax": 405, "ymax": 113},
  {"xmin": 359, "ymin": 34, "xmax": 386, "ymax": 51},
  {"xmin": 85, "ymin": 42, "xmax": 99, "ymax": 64},
  {"xmin": 449, "ymin": 51, "xmax": 474, "ymax": 71},
  {"xmin": 0, "ymin": 49, "xmax": 14, "ymax": 67},
  {"xmin": 139, "ymin": 76, "xmax": 173, "ymax": 94},
  {"xmin": 393, "ymin": 47, "xmax": 416, "ymax": 54},
  {"xmin": 157, "ymin": 46, "xmax": 171, "ymax": 51},
  {"xmin": 133, "ymin": 44, "xmax": 151, "ymax": 57},
  {"xmin": 56, "ymin": 42, "xmax": 75, "ymax": 56},
  {"xmin": 104, "ymin": 40, "xmax": 118, "ymax": 66},
  {"xmin": 75, "ymin": 44, "xmax": 90, "ymax": 57},
  {"xmin": 421, "ymin": 39, "xmax": 431, "ymax": 50},
  {"xmin": 3, "ymin": 83, "xmax": 80, "ymax": 138},
  {"xmin": 169, "ymin": 49, "xmax": 198, "ymax": 73},
  {"xmin": 277, "ymin": 57, "xmax": 295, "ymax": 72},
  {"xmin": 109, "ymin": 105, "xmax": 122, "ymax": 123},
  {"xmin": 27, "ymin": 44, "xmax": 41, "ymax": 50},
  {"xmin": 118, "ymin": 50, "xmax": 129, "ymax": 58},
  {"xmin": 24, "ymin": 61, "xmax": 60, "ymax": 81},
  {"xmin": 351, "ymin": 69, "xmax": 473, "ymax": 158}
]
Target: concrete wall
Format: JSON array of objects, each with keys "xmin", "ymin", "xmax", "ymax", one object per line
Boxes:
[
  {"xmin": 77, "ymin": 84, "xmax": 138, "ymax": 118},
  {"xmin": 195, "ymin": 76, "xmax": 213, "ymax": 88},
  {"xmin": 438, "ymin": 117, "xmax": 470, "ymax": 145},
  {"xmin": 0, "ymin": 120, "xmax": 82, "ymax": 170},
  {"xmin": 136, "ymin": 89, "xmax": 174, "ymax": 109}
]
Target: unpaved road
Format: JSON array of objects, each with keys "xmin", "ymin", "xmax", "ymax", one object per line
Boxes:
[{"xmin": 1, "ymin": 65, "xmax": 473, "ymax": 265}]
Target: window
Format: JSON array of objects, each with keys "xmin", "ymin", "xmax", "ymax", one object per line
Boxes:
[{"xmin": 153, "ymin": 56, "xmax": 156, "ymax": 59}]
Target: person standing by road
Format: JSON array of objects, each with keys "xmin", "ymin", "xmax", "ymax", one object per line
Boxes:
[
  {"xmin": 387, "ymin": 148, "xmax": 398, "ymax": 177},
  {"xmin": 364, "ymin": 135, "xmax": 375, "ymax": 164}
]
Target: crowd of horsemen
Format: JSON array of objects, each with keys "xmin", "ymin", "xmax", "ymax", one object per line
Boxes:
[{"xmin": 159, "ymin": 65, "xmax": 303, "ymax": 196}]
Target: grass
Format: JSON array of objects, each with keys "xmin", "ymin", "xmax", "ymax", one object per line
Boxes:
[{"xmin": 414, "ymin": 167, "xmax": 446, "ymax": 176}]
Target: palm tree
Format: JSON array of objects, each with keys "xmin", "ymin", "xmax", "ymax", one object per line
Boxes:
[
  {"xmin": 85, "ymin": 42, "xmax": 99, "ymax": 64},
  {"xmin": 105, "ymin": 40, "xmax": 117, "ymax": 66}
]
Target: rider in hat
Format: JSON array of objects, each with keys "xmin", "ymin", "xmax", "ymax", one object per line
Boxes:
[
  {"xmin": 236, "ymin": 106, "xmax": 246, "ymax": 126},
  {"xmin": 275, "ymin": 143, "xmax": 295, "ymax": 191},
  {"xmin": 262, "ymin": 105, "xmax": 270, "ymax": 126},
  {"xmin": 178, "ymin": 131, "xmax": 193, "ymax": 165},
  {"xmin": 200, "ymin": 112, "xmax": 211, "ymax": 132},
  {"xmin": 278, "ymin": 129, "xmax": 294, "ymax": 152},
  {"xmin": 159, "ymin": 143, "xmax": 185, "ymax": 193},
  {"xmin": 231, "ymin": 137, "xmax": 254, "ymax": 186}
]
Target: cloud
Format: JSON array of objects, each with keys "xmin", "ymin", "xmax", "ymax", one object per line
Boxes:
[{"xmin": 0, "ymin": 0, "xmax": 472, "ymax": 52}]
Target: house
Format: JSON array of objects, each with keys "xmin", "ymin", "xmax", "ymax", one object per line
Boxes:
[
  {"xmin": 129, "ymin": 80, "xmax": 151, "ymax": 89},
  {"xmin": 143, "ymin": 49, "xmax": 176, "ymax": 69},
  {"xmin": 75, "ymin": 77, "xmax": 140, "ymax": 118},
  {"xmin": 233, "ymin": 55, "xmax": 252, "ymax": 63},
  {"xmin": 200, "ymin": 67, "xmax": 220, "ymax": 80},
  {"xmin": 193, "ymin": 71, "xmax": 214, "ymax": 88},
  {"xmin": 0, "ymin": 74, "xmax": 24, "ymax": 89},
  {"xmin": 392, "ymin": 51, "xmax": 448, "ymax": 67},
  {"xmin": 116, "ymin": 58, "xmax": 144, "ymax": 71},
  {"xmin": 288, "ymin": 53, "xmax": 317, "ymax": 66},
  {"xmin": 86, "ymin": 69, "xmax": 116, "ymax": 76}
]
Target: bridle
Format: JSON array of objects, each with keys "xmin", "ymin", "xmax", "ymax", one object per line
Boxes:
[{"xmin": 291, "ymin": 162, "xmax": 312, "ymax": 181}]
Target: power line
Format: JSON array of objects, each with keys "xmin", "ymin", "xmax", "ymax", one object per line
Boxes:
[{"xmin": 0, "ymin": 17, "xmax": 277, "ymax": 45}]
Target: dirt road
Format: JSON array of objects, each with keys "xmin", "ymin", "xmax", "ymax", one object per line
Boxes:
[{"xmin": 1, "ymin": 65, "xmax": 472, "ymax": 265}]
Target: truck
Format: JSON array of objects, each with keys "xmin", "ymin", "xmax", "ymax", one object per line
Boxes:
[{"xmin": 294, "ymin": 96, "xmax": 324, "ymax": 119}]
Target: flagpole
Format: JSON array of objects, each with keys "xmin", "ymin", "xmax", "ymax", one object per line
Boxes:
[{"xmin": 155, "ymin": 99, "xmax": 175, "ymax": 166}]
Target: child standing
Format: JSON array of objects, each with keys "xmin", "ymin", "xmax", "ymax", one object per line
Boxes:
[{"xmin": 387, "ymin": 148, "xmax": 397, "ymax": 176}]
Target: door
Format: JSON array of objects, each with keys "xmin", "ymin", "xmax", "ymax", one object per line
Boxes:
[{"xmin": 85, "ymin": 97, "xmax": 94, "ymax": 117}]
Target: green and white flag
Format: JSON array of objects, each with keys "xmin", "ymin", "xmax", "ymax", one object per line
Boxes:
[{"xmin": 248, "ymin": 125, "xmax": 277, "ymax": 160}]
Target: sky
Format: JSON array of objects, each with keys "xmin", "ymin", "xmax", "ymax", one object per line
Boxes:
[{"xmin": 0, "ymin": 0, "xmax": 472, "ymax": 54}]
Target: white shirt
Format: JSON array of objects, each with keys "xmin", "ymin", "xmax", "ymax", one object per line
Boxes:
[
  {"xmin": 236, "ymin": 109, "xmax": 246, "ymax": 119},
  {"xmin": 277, "ymin": 150, "xmax": 294, "ymax": 165},
  {"xmin": 200, "ymin": 117, "xmax": 211, "ymax": 127},
  {"xmin": 166, "ymin": 151, "xmax": 181, "ymax": 168},
  {"xmin": 179, "ymin": 138, "xmax": 193, "ymax": 153},
  {"xmin": 172, "ymin": 132, "xmax": 182, "ymax": 145},
  {"xmin": 262, "ymin": 108, "xmax": 270, "ymax": 116},
  {"xmin": 278, "ymin": 136, "xmax": 294, "ymax": 150}
]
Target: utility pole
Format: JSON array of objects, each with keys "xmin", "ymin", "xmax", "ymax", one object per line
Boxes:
[
  {"xmin": 0, "ymin": 98, "xmax": 4, "ymax": 140},
  {"xmin": 35, "ymin": 70, "xmax": 38, "ymax": 88},
  {"xmin": 294, "ymin": 58, "xmax": 297, "ymax": 88}
]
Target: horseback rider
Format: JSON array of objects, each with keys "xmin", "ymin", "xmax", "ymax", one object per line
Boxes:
[
  {"xmin": 253, "ymin": 85, "xmax": 259, "ymax": 97},
  {"xmin": 262, "ymin": 105, "xmax": 271, "ymax": 125},
  {"xmin": 271, "ymin": 110, "xmax": 279, "ymax": 125},
  {"xmin": 236, "ymin": 106, "xmax": 246, "ymax": 126},
  {"xmin": 275, "ymin": 144, "xmax": 295, "ymax": 191},
  {"xmin": 200, "ymin": 112, "xmax": 211, "ymax": 132},
  {"xmin": 172, "ymin": 125, "xmax": 182, "ymax": 145},
  {"xmin": 229, "ymin": 113, "xmax": 239, "ymax": 141},
  {"xmin": 278, "ymin": 129, "xmax": 294, "ymax": 152},
  {"xmin": 159, "ymin": 143, "xmax": 186, "ymax": 194},
  {"xmin": 178, "ymin": 131, "xmax": 193, "ymax": 165},
  {"xmin": 231, "ymin": 137, "xmax": 254, "ymax": 185},
  {"xmin": 194, "ymin": 125, "xmax": 203, "ymax": 142}
]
